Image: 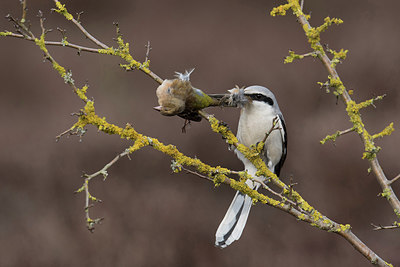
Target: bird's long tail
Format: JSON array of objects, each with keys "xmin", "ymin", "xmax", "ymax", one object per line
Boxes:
[{"xmin": 215, "ymin": 181, "xmax": 260, "ymax": 248}]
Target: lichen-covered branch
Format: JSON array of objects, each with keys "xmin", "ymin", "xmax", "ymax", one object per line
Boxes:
[
  {"xmin": 271, "ymin": 1, "xmax": 396, "ymax": 266},
  {"xmin": 320, "ymin": 127, "xmax": 355, "ymax": 144},
  {"xmin": 272, "ymin": 0, "xmax": 399, "ymax": 225}
]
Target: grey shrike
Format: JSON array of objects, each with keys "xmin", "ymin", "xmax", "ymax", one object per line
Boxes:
[{"xmin": 215, "ymin": 85, "xmax": 287, "ymax": 248}]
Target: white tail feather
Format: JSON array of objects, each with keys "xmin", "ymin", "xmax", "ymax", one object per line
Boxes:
[{"xmin": 215, "ymin": 180, "xmax": 260, "ymax": 248}]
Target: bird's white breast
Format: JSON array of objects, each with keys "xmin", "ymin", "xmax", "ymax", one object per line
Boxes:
[{"xmin": 236, "ymin": 101, "xmax": 283, "ymax": 170}]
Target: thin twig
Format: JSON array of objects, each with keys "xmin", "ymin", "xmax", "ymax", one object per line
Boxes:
[
  {"xmin": 388, "ymin": 174, "xmax": 400, "ymax": 185},
  {"xmin": 145, "ymin": 40, "xmax": 151, "ymax": 62},
  {"xmin": 181, "ymin": 166, "xmax": 213, "ymax": 181},
  {"xmin": 55, "ymin": 126, "xmax": 86, "ymax": 142},
  {"xmin": 5, "ymin": 31, "xmax": 107, "ymax": 53},
  {"xmin": 85, "ymin": 149, "xmax": 130, "ymax": 182},
  {"xmin": 6, "ymin": 14, "xmax": 34, "ymax": 39},
  {"xmin": 55, "ymin": 127, "xmax": 74, "ymax": 142},
  {"xmin": 301, "ymin": 51, "xmax": 315, "ymax": 58},
  {"xmin": 260, "ymin": 115, "xmax": 280, "ymax": 144},
  {"xmin": 183, "ymin": 160, "xmax": 298, "ymax": 207},
  {"xmin": 338, "ymin": 127, "xmax": 355, "ymax": 136},
  {"xmin": 230, "ymin": 170, "xmax": 298, "ymax": 206},
  {"xmin": 20, "ymin": 0, "xmax": 27, "ymax": 23},
  {"xmin": 371, "ymin": 223, "xmax": 400, "ymax": 231},
  {"xmin": 52, "ymin": 0, "xmax": 109, "ymax": 49},
  {"xmin": 78, "ymin": 149, "xmax": 130, "ymax": 231}
]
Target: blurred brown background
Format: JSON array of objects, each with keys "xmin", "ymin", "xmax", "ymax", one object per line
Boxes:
[{"xmin": 0, "ymin": 0, "xmax": 399, "ymax": 266}]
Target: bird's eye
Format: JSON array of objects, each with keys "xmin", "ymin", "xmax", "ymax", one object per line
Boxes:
[{"xmin": 248, "ymin": 93, "xmax": 274, "ymax": 105}]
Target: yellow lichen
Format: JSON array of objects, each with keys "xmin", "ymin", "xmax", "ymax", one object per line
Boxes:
[
  {"xmin": 34, "ymin": 34, "xmax": 67, "ymax": 78},
  {"xmin": 270, "ymin": 3, "xmax": 293, "ymax": 16},
  {"xmin": 320, "ymin": 130, "xmax": 341, "ymax": 144},
  {"xmin": 372, "ymin": 123, "xmax": 394, "ymax": 140},
  {"xmin": 345, "ymin": 97, "xmax": 393, "ymax": 160},
  {"xmin": 76, "ymin": 85, "xmax": 89, "ymax": 101},
  {"xmin": 298, "ymin": 213, "xmax": 306, "ymax": 221},
  {"xmin": 54, "ymin": 1, "xmax": 73, "ymax": 20},
  {"xmin": 381, "ymin": 188, "xmax": 392, "ymax": 200},
  {"xmin": 328, "ymin": 76, "xmax": 345, "ymax": 96},
  {"xmin": 329, "ymin": 48, "xmax": 348, "ymax": 68},
  {"xmin": 98, "ymin": 36, "xmax": 151, "ymax": 73},
  {"xmin": 0, "ymin": 31, "xmax": 12, "ymax": 37},
  {"xmin": 394, "ymin": 209, "xmax": 400, "ymax": 218},
  {"xmin": 34, "ymin": 35, "xmax": 48, "ymax": 54},
  {"xmin": 284, "ymin": 50, "xmax": 304, "ymax": 64},
  {"xmin": 336, "ymin": 223, "xmax": 351, "ymax": 232}
]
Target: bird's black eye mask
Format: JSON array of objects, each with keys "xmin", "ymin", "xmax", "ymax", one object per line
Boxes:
[{"xmin": 245, "ymin": 93, "xmax": 274, "ymax": 106}]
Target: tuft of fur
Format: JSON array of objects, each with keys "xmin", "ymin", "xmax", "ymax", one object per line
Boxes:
[
  {"xmin": 227, "ymin": 86, "xmax": 249, "ymax": 108},
  {"xmin": 175, "ymin": 68, "xmax": 195, "ymax": 82}
]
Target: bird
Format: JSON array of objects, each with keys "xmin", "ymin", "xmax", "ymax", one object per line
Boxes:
[
  {"xmin": 215, "ymin": 85, "xmax": 287, "ymax": 248},
  {"xmin": 154, "ymin": 69, "xmax": 220, "ymax": 122}
]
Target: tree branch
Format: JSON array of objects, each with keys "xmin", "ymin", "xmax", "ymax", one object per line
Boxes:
[
  {"xmin": 295, "ymin": 5, "xmax": 400, "ymax": 218},
  {"xmin": 276, "ymin": 0, "xmax": 400, "ymax": 223},
  {"xmin": 1, "ymin": 1, "xmax": 394, "ymax": 266}
]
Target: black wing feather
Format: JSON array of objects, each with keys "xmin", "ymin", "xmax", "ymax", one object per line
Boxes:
[{"xmin": 273, "ymin": 114, "xmax": 287, "ymax": 176}]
